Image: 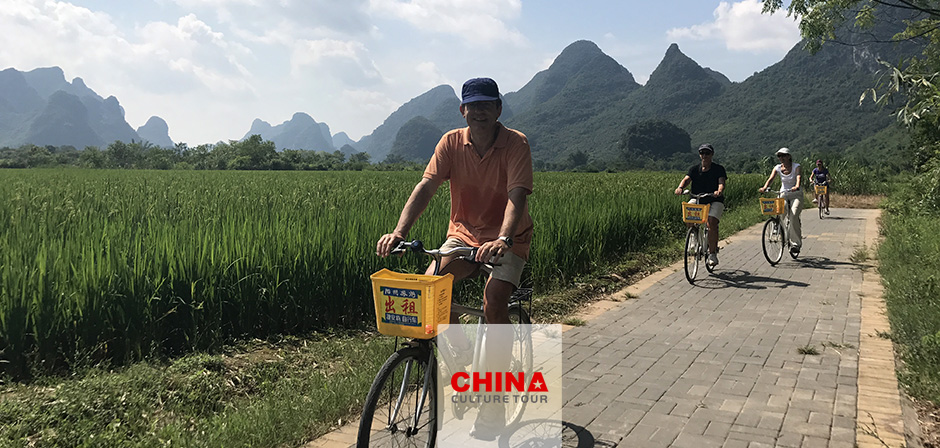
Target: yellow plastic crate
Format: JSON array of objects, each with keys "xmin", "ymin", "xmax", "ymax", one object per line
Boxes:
[
  {"xmin": 814, "ymin": 185, "xmax": 828, "ymax": 196},
  {"xmin": 760, "ymin": 197, "xmax": 785, "ymax": 215},
  {"xmin": 370, "ymin": 269, "xmax": 453, "ymax": 339},
  {"xmin": 682, "ymin": 202, "xmax": 710, "ymax": 224}
]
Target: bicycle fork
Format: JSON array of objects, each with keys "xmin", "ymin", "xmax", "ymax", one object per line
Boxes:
[
  {"xmin": 387, "ymin": 354, "xmax": 434, "ymax": 436},
  {"xmin": 413, "ymin": 360, "xmax": 433, "ymax": 434}
]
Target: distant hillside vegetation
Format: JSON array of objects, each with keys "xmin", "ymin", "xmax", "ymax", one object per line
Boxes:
[
  {"xmin": 380, "ymin": 10, "xmax": 919, "ymax": 170},
  {"xmin": 387, "ymin": 116, "xmax": 443, "ymax": 163}
]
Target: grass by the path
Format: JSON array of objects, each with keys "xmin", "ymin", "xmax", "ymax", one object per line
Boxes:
[
  {"xmin": 1, "ymin": 333, "xmax": 392, "ymax": 447},
  {"xmin": 879, "ymin": 212, "xmax": 940, "ymax": 405}
]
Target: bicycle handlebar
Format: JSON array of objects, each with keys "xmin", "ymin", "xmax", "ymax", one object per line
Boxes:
[
  {"xmin": 682, "ymin": 189, "xmax": 716, "ymax": 199},
  {"xmin": 391, "ymin": 239, "xmax": 479, "ymax": 260},
  {"xmin": 391, "ymin": 239, "xmax": 498, "ymax": 276}
]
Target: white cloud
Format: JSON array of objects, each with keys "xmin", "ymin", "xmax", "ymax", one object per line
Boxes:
[
  {"xmin": 667, "ymin": 0, "xmax": 800, "ymax": 52},
  {"xmin": 0, "ymin": 1, "xmax": 254, "ymax": 97},
  {"xmin": 368, "ymin": 0, "xmax": 526, "ymax": 47},
  {"xmin": 0, "ymin": 1, "xmax": 125, "ymax": 69},
  {"xmin": 172, "ymin": 0, "xmax": 373, "ymax": 41},
  {"xmin": 413, "ymin": 62, "xmax": 450, "ymax": 88},
  {"xmin": 343, "ymin": 89, "xmax": 400, "ymax": 114},
  {"xmin": 136, "ymin": 15, "xmax": 255, "ymax": 94},
  {"xmin": 290, "ymin": 39, "xmax": 382, "ymax": 86},
  {"xmin": 170, "ymin": 0, "xmax": 261, "ymax": 9}
]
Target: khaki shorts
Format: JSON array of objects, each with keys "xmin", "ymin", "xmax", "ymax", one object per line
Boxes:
[
  {"xmin": 439, "ymin": 238, "xmax": 526, "ymax": 287},
  {"xmin": 689, "ymin": 199, "xmax": 724, "ymax": 220}
]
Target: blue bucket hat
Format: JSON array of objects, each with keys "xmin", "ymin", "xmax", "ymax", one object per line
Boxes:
[{"xmin": 461, "ymin": 78, "xmax": 500, "ymax": 104}]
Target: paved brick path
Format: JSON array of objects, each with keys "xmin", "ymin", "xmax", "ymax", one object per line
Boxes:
[
  {"xmin": 561, "ymin": 208, "xmax": 904, "ymax": 448},
  {"xmin": 308, "ymin": 208, "xmax": 906, "ymax": 447}
]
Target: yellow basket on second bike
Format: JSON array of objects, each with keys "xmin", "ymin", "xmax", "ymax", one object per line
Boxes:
[
  {"xmin": 760, "ymin": 197, "xmax": 786, "ymax": 215},
  {"xmin": 370, "ymin": 269, "xmax": 453, "ymax": 339},
  {"xmin": 682, "ymin": 202, "xmax": 710, "ymax": 224},
  {"xmin": 814, "ymin": 185, "xmax": 828, "ymax": 196}
]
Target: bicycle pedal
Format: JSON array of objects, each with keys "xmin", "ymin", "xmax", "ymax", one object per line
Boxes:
[{"xmin": 452, "ymin": 400, "xmax": 469, "ymax": 420}]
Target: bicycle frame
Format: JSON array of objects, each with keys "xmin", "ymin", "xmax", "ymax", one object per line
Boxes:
[{"xmin": 359, "ymin": 240, "xmax": 533, "ymax": 447}]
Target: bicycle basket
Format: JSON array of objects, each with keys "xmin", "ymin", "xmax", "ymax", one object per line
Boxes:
[
  {"xmin": 814, "ymin": 185, "xmax": 828, "ymax": 196},
  {"xmin": 681, "ymin": 202, "xmax": 710, "ymax": 224},
  {"xmin": 760, "ymin": 197, "xmax": 785, "ymax": 215},
  {"xmin": 370, "ymin": 269, "xmax": 453, "ymax": 339}
]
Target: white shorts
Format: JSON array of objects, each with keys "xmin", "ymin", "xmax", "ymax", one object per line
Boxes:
[
  {"xmin": 688, "ymin": 199, "xmax": 724, "ymax": 220},
  {"xmin": 439, "ymin": 238, "xmax": 526, "ymax": 287}
]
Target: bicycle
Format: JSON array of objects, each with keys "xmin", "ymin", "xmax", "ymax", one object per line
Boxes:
[
  {"xmin": 358, "ymin": 240, "xmax": 533, "ymax": 447},
  {"xmin": 814, "ymin": 184, "xmax": 829, "ymax": 219},
  {"xmin": 759, "ymin": 194, "xmax": 799, "ymax": 265},
  {"xmin": 681, "ymin": 191, "xmax": 717, "ymax": 284}
]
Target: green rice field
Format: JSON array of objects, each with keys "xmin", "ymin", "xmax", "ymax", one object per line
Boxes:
[{"xmin": 0, "ymin": 169, "xmax": 764, "ymax": 377}]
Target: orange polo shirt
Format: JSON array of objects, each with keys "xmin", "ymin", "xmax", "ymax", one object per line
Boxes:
[{"xmin": 423, "ymin": 123, "xmax": 534, "ymax": 260}]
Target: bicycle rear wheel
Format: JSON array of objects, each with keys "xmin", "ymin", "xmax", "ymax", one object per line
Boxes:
[
  {"xmin": 684, "ymin": 226, "xmax": 699, "ymax": 284},
  {"xmin": 358, "ymin": 346, "xmax": 437, "ymax": 448},
  {"xmin": 762, "ymin": 218, "xmax": 783, "ymax": 265}
]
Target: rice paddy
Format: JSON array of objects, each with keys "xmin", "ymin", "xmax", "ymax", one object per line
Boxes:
[{"xmin": 0, "ymin": 169, "xmax": 762, "ymax": 377}]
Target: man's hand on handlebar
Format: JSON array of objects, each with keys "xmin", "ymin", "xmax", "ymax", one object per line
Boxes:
[
  {"xmin": 476, "ymin": 239, "xmax": 509, "ymax": 264},
  {"xmin": 376, "ymin": 232, "xmax": 405, "ymax": 258}
]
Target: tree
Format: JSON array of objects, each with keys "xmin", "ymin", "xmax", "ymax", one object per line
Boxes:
[
  {"xmin": 347, "ymin": 151, "xmax": 372, "ymax": 171},
  {"xmin": 186, "ymin": 144, "xmax": 212, "ymax": 170},
  {"xmin": 233, "ymin": 134, "xmax": 277, "ymax": 170},
  {"xmin": 106, "ymin": 141, "xmax": 135, "ymax": 168},
  {"xmin": 145, "ymin": 147, "xmax": 176, "ymax": 170},
  {"xmin": 207, "ymin": 142, "xmax": 235, "ymax": 170},
  {"xmin": 22, "ymin": 144, "xmax": 54, "ymax": 167},
  {"xmin": 761, "ymin": 0, "xmax": 940, "ymax": 208},
  {"xmin": 567, "ymin": 150, "xmax": 589, "ymax": 168},
  {"xmin": 53, "ymin": 146, "xmax": 81, "ymax": 166},
  {"xmin": 79, "ymin": 146, "xmax": 107, "ymax": 168},
  {"xmin": 760, "ymin": 1, "xmax": 934, "ymax": 137}
]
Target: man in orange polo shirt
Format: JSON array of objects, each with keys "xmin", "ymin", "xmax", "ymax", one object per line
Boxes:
[{"xmin": 376, "ymin": 77, "xmax": 533, "ymax": 440}]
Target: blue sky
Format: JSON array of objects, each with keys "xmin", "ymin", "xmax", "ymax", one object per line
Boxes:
[{"xmin": 0, "ymin": 0, "xmax": 800, "ymax": 146}]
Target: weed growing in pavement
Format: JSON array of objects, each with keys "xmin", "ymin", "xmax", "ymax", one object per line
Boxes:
[
  {"xmin": 798, "ymin": 345, "xmax": 820, "ymax": 355},
  {"xmin": 851, "ymin": 244, "xmax": 872, "ymax": 263},
  {"xmin": 563, "ymin": 318, "xmax": 587, "ymax": 327}
]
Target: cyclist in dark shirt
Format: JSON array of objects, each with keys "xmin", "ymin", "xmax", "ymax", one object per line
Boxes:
[
  {"xmin": 674, "ymin": 143, "xmax": 727, "ymax": 267},
  {"xmin": 811, "ymin": 159, "xmax": 831, "ymax": 215}
]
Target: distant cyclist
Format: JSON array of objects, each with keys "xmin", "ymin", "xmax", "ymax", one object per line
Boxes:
[
  {"xmin": 674, "ymin": 143, "xmax": 726, "ymax": 268},
  {"xmin": 811, "ymin": 159, "xmax": 831, "ymax": 215},
  {"xmin": 758, "ymin": 147, "xmax": 803, "ymax": 256}
]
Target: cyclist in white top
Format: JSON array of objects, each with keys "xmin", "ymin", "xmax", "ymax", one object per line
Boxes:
[{"xmin": 758, "ymin": 147, "xmax": 803, "ymax": 256}]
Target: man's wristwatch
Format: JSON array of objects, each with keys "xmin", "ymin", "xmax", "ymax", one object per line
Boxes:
[{"xmin": 497, "ymin": 236, "xmax": 513, "ymax": 248}]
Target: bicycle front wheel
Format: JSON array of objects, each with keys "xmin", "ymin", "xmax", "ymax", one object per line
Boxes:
[
  {"xmin": 819, "ymin": 199, "xmax": 824, "ymax": 219},
  {"xmin": 762, "ymin": 218, "xmax": 784, "ymax": 265},
  {"xmin": 358, "ymin": 346, "xmax": 437, "ymax": 448},
  {"xmin": 506, "ymin": 304, "xmax": 534, "ymax": 427},
  {"xmin": 703, "ymin": 226, "xmax": 715, "ymax": 274},
  {"xmin": 684, "ymin": 226, "xmax": 699, "ymax": 284}
]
